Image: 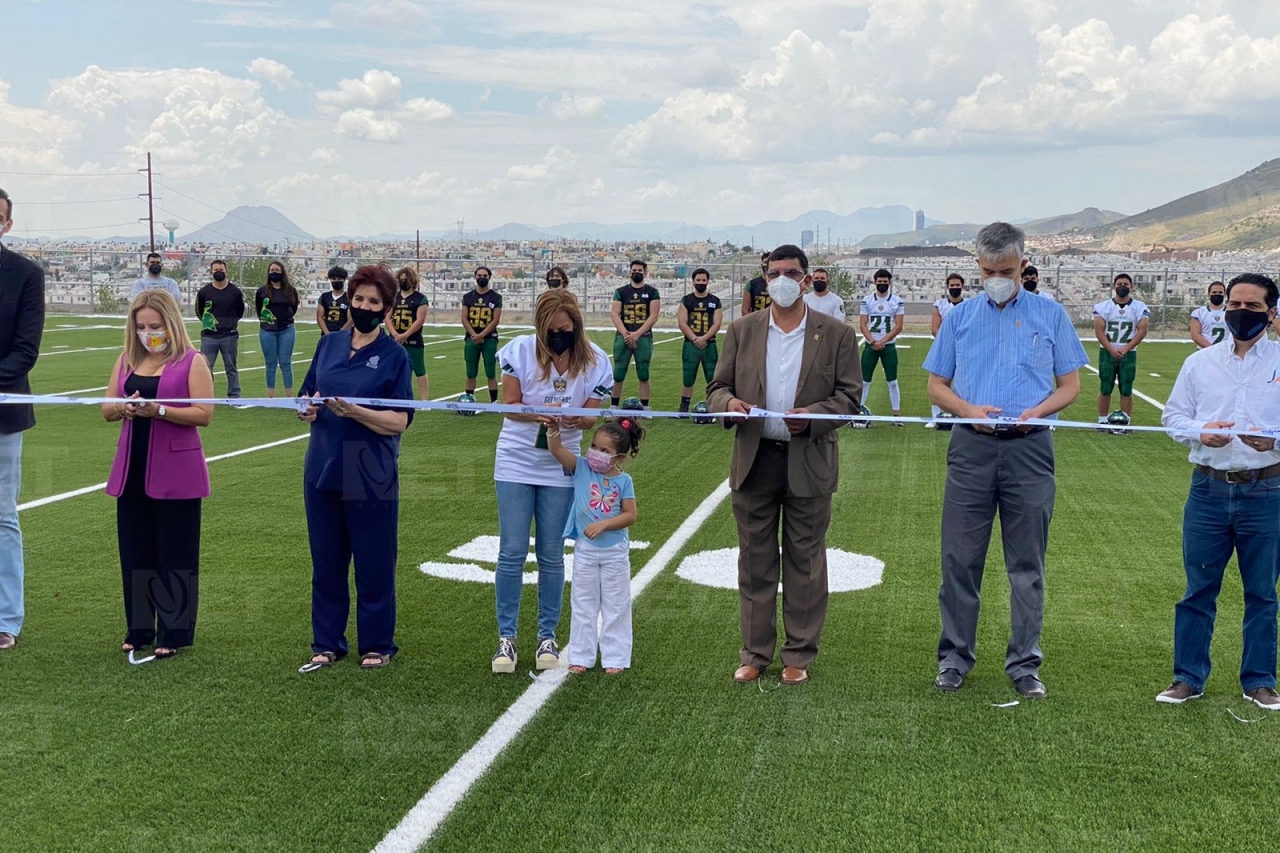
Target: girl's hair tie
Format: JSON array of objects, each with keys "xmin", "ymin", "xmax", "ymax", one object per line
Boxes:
[{"xmin": 620, "ymin": 419, "xmax": 631, "ymax": 429}]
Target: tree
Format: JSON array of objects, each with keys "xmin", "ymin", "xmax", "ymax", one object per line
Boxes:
[{"xmin": 833, "ymin": 269, "xmax": 856, "ymax": 299}]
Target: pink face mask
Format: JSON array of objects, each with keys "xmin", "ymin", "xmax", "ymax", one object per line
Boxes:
[{"xmin": 585, "ymin": 448, "xmax": 615, "ymax": 473}]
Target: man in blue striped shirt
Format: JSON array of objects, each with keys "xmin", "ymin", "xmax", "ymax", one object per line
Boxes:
[{"xmin": 922, "ymin": 222, "xmax": 1088, "ymax": 699}]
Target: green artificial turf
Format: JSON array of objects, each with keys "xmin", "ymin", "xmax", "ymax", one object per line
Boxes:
[{"xmin": 2, "ymin": 318, "xmax": 1269, "ymax": 853}]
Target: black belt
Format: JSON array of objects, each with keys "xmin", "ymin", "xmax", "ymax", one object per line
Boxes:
[
  {"xmin": 758, "ymin": 438, "xmax": 790, "ymax": 452},
  {"xmin": 1196, "ymin": 463, "xmax": 1280, "ymax": 484},
  {"xmin": 960, "ymin": 424, "xmax": 1048, "ymax": 440}
]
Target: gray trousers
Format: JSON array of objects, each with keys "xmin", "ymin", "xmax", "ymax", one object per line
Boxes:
[
  {"xmin": 200, "ymin": 334, "xmax": 240, "ymax": 398},
  {"xmin": 938, "ymin": 426, "xmax": 1055, "ymax": 679},
  {"xmin": 731, "ymin": 443, "xmax": 832, "ymax": 670}
]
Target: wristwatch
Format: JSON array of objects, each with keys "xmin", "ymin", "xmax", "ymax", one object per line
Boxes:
[{"xmin": 156, "ymin": 405, "xmax": 167, "ymax": 419}]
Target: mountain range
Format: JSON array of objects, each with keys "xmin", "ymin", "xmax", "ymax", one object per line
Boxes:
[
  {"xmin": 856, "ymin": 208, "xmax": 1128, "ymax": 250},
  {"xmin": 184, "ymin": 205, "xmax": 316, "ymax": 244}
]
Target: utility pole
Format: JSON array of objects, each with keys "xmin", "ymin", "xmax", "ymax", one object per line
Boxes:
[{"xmin": 138, "ymin": 151, "xmax": 156, "ymax": 251}]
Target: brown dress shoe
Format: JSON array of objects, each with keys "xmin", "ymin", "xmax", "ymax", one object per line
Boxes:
[
  {"xmin": 733, "ymin": 664, "xmax": 763, "ymax": 683},
  {"xmin": 781, "ymin": 665, "xmax": 808, "ymax": 685}
]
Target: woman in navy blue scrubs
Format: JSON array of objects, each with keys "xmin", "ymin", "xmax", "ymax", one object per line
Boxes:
[{"xmin": 295, "ymin": 265, "xmax": 414, "ymax": 672}]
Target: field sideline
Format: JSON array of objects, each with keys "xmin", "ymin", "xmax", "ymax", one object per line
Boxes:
[{"xmin": 2, "ymin": 315, "xmax": 1274, "ymax": 853}]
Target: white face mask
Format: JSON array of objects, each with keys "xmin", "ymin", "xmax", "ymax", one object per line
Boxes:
[
  {"xmin": 983, "ymin": 277, "xmax": 1016, "ymax": 305},
  {"xmin": 137, "ymin": 329, "xmax": 169, "ymax": 353},
  {"xmin": 768, "ymin": 275, "xmax": 802, "ymax": 308}
]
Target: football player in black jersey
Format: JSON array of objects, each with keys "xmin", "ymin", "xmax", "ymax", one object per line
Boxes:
[
  {"xmin": 461, "ymin": 266, "xmax": 504, "ymax": 402},
  {"xmin": 678, "ymin": 268, "xmax": 723, "ymax": 412},
  {"xmin": 316, "ymin": 265, "xmax": 350, "ymax": 335},
  {"xmin": 388, "ymin": 266, "xmax": 430, "ymax": 400},
  {"xmin": 610, "ymin": 260, "xmax": 661, "ymax": 407},
  {"xmin": 741, "ymin": 251, "xmax": 771, "ymax": 316}
]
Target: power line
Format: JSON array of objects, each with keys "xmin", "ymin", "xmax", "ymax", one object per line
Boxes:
[
  {"xmin": 0, "ymin": 170, "xmax": 138, "ymax": 178},
  {"xmin": 158, "ymin": 159, "xmax": 348, "ymax": 230},
  {"xmin": 0, "ymin": 141, "xmax": 135, "ymax": 156},
  {"xmin": 154, "ymin": 180, "xmax": 313, "ymax": 240},
  {"xmin": 21, "ymin": 197, "xmax": 139, "ymax": 206},
  {"xmin": 27, "ymin": 221, "xmax": 145, "ymax": 233}
]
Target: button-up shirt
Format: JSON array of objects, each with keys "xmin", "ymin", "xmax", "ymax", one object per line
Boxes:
[
  {"xmin": 1163, "ymin": 337, "xmax": 1280, "ymax": 471},
  {"xmin": 762, "ymin": 309, "xmax": 807, "ymax": 441},
  {"xmin": 922, "ymin": 289, "xmax": 1088, "ymax": 419}
]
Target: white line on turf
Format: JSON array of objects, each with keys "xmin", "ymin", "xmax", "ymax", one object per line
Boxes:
[
  {"xmin": 372, "ymin": 478, "xmax": 734, "ymax": 853},
  {"xmin": 1082, "ymin": 364, "xmax": 1166, "ymax": 411},
  {"xmin": 16, "ymin": 392, "xmax": 464, "ymax": 512}
]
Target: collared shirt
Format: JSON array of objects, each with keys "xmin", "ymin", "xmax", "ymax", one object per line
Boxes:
[
  {"xmin": 1162, "ymin": 338, "xmax": 1280, "ymax": 471},
  {"xmin": 803, "ymin": 290, "xmax": 844, "ymax": 320},
  {"xmin": 922, "ymin": 290, "xmax": 1088, "ymax": 419},
  {"xmin": 131, "ymin": 275, "xmax": 182, "ymax": 302},
  {"xmin": 762, "ymin": 309, "xmax": 808, "ymax": 441}
]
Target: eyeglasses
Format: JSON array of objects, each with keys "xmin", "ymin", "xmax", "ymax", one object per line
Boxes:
[{"xmin": 765, "ymin": 269, "xmax": 806, "ymax": 280}]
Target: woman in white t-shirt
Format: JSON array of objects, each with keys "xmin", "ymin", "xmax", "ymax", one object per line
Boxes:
[{"xmin": 490, "ymin": 289, "xmax": 613, "ymax": 674}]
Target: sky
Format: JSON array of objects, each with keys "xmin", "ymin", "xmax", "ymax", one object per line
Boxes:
[{"xmin": 4, "ymin": 0, "xmax": 1280, "ymax": 239}]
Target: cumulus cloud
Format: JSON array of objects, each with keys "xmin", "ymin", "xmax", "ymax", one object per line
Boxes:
[
  {"xmin": 309, "ymin": 147, "xmax": 342, "ymax": 164},
  {"xmin": 247, "ymin": 58, "xmax": 298, "ymax": 91},
  {"xmin": 539, "ymin": 94, "xmax": 607, "ymax": 120},
  {"xmin": 316, "ymin": 69, "xmax": 402, "ymax": 112},
  {"xmin": 400, "ymin": 97, "xmax": 453, "ymax": 122},
  {"xmin": 505, "ymin": 146, "xmax": 577, "ymax": 183},
  {"xmin": 336, "ymin": 108, "xmax": 402, "ymax": 141},
  {"xmin": 613, "ymin": 89, "xmax": 753, "ymax": 163}
]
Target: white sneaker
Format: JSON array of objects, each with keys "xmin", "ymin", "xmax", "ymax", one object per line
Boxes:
[
  {"xmin": 536, "ymin": 638, "xmax": 559, "ymax": 670},
  {"xmin": 925, "ymin": 421, "xmax": 937, "ymax": 429}
]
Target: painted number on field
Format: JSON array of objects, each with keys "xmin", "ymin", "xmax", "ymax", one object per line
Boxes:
[
  {"xmin": 419, "ymin": 535, "xmax": 651, "ymax": 585},
  {"xmin": 675, "ymin": 548, "xmax": 885, "ymax": 593}
]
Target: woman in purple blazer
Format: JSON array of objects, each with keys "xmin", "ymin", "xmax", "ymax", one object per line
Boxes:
[{"xmin": 102, "ymin": 290, "xmax": 214, "ymax": 659}]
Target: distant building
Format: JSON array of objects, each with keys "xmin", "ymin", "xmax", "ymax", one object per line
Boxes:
[
  {"xmin": 800, "ymin": 229, "xmax": 814, "ymax": 248},
  {"xmin": 914, "ymin": 209, "xmax": 926, "ymax": 232}
]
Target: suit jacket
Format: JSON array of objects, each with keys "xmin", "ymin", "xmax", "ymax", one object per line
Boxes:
[
  {"xmin": 0, "ymin": 244, "xmax": 45, "ymax": 434},
  {"xmin": 707, "ymin": 308, "xmax": 861, "ymax": 496}
]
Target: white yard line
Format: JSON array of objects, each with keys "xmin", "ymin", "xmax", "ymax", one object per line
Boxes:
[
  {"xmin": 16, "ymin": 392, "xmax": 464, "ymax": 512},
  {"xmin": 1082, "ymin": 364, "xmax": 1166, "ymax": 411},
  {"xmin": 373, "ymin": 478, "xmax": 734, "ymax": 853}
]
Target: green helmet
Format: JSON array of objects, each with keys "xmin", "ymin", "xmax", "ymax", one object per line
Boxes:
[
  {"xmin": 619, "ymin": 397, "xmax": 645, "ymax": 411},
  {"xmin": 1106, "ymin": 410, "xmax": 1130, "ymax": 426},
  {"xmin": 692, "ymin": 401, "xmax": 713, "ymax": 425},
  {"xmin": 456, "ymin": 392, "xmax": 478, "ymax": 417}
]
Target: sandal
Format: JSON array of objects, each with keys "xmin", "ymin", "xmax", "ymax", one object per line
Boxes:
[
  {"xmin": 299, "ymin": 650, "xmax": 339, "ymax": 674},
  {"xmin": 360, "ymin": 652, "xmax": 392, "ymax": 670},
  {"xmin": 154, "ymin": 647, "xmax": 179, "ymax": 660},
  {"xmin": 604, "ymin": 667, "xmax": 624, "ymax": 675},
  {"xmin": 568, "ymin": 665, "xmax": 587, "ymax": 674}
]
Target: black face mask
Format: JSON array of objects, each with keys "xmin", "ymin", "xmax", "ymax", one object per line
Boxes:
[
  {"xmin": 349, "ymin": 306, "xmax": 383, "ymax": 334},
  {"xmin": 875, "ymin": 282, "xmax": 889, "ymax": 294},
  {"xmin": 1225, "ymin": 308, "xmax": 1271, "ymax": 342},
  {"xmin": 547, "ymin": 280, "xmax": 562, "ymax": 288},
  {"xmin": 212, "ymin": 270, "xmax": 226, "ymax": 282},
  {"xmin": 1023, "ymin": 279, "xmax": 1038, "ymax": 292},
  {"xmin": 268, "ymin": 271, "xmax": 284, "ymax": 284},
  {"xmin": 948, "ymin": 287, "xmax": 963, "ymax": 298},
  {"xmin": 330, "ymin": 281, "xmax": 344, "ymax": 291},
  {"xmin": 476, "ymin": 277, "xmax": 490, "ymax": 287},
  {"xmin": 693, "ymin": 283, "xmax": 707, "ymax": 293},
  {"xmin": 1115, "ymin": 285, "xmax": 1131, "ymax": 299},
  {"xmin": 148, "ymin": 263, "xmax": 162, "ymax": 275},
  {"xmin": 399, "ymin": 281, "xmax": 411, "ymax": 291},
  {"xmin": 546, "ymin": 329, "xmax": 576, "ymax": 355},
  {"xmin": 813, "ymin": 280, "xmax": 828, "ymax": 292},
  {"xmin": 630, "ymin": 272, "xmax": 644, "ymax": 284},
  {"xmin": 1209, "ymin": 293, "xmax": 1225, "ymax": 307}
]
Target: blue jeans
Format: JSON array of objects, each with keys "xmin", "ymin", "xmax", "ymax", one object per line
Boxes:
[
  {"xmin": 494, "ymin": 480, "xmax": 574, "ymax": 640},
  {"xmin": 0, "ymin": 432, "xmax": 24, "ymax": 636},
  {"xmin": 259, "ymin": 326, "xmax": 296, "ymax": 390},
  {"xmin": 1174, "ymin": 469, "xmax": 1280, "ymax": 692}
]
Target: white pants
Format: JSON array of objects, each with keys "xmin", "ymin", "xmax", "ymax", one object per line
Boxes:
[{"xmin": 568, "ymin": 539, "xmax": 633, "ymax": 669}]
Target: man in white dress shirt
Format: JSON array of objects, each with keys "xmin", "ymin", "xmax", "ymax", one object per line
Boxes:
[
  {"xmin": 707, "ymin": 245, "xmax": 861, "ymax": 685},
  {"xmin": 1159, "ymin": 273, "xmax": 1280, "ymax": 710}
]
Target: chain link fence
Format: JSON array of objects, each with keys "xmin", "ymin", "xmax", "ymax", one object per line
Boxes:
[{"xmin": 28, "ymin": 248, "xmax": 1280, "ymax": 339}]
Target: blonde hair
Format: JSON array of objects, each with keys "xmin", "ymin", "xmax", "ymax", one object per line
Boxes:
[
  {"xmin": 532, "ymin": 288, "xmax": 596, "ymax": 379},
  {"xmin": 123, "ymin": 289, "xmax": 194, "ymax": 369}
]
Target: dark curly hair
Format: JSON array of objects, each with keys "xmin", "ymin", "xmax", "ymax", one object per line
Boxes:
[{"xmin": 595, "ymin": 417, "xmax": 646, "ymax": 458}]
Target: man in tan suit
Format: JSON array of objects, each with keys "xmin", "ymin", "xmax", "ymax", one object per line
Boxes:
[{"xmin": 707, "ymin": 244, "xmax": 861, "ymax": 685}]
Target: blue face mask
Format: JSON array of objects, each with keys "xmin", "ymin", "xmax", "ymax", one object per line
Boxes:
[{"xmin": 1225, "ymin": 308, "xmax": 1270, "ymax": 342}]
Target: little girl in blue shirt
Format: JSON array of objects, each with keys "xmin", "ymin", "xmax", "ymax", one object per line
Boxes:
[{"xmin": 544, "ymin": 416, "xmax": 644, "ymax": 673}]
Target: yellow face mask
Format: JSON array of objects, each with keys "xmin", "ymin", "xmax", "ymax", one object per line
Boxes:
[{"xmin": 137, "ymin": 330, "xmax": 169, "ymax": 353}]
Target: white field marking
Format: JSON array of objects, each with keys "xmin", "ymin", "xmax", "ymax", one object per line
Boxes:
[
  {"xmin": 373, "ymin": 479, "xmax": 733, "ymax": 853},
  {"xmin": 420, "ymin": 536, "xmax": 652, "ymax": 584},
  {"xmin": 52, "ymin": 345, "xmax": 69, "ymax": 350},
  {"xmin": 47, "ymin": 357, "xmax": 315, "ymax": 398},
  {"xmin": 433, "ymin": 356, "xmax": 447, "ymax": 360},
  {"xmin": 675, "ymin": 548, "xmax": 884, "ymax": 593},
  {"xmin": 16, "ymin": 391, "xmax": 465, "ymax": 512},
  {"xmin": 651, "ymin": 334, "xmax": 689, "ymax": 347},
  {"xmin": 38, "ymin": 346, "xmax": 121, "ymax": 357},
  {"xmin": 1149, "ymin": 372, "xmax": 1161, "ymax": 377},
  {"xmin": 47, "ymin": 324, "xmax": 124, "ymax": 332},
  {"xmin": 896, "ymin": 345, "xmax": 912, "ymax": 349},
  {"xmin": 1082, "ymin": 364, "xmax": 1166, "ymax": 411}
]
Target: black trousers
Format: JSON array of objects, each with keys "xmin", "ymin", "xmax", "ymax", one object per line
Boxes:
[{"xmin": 116, "ymin": 492, "xmax": 202, "ymax": 648}]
